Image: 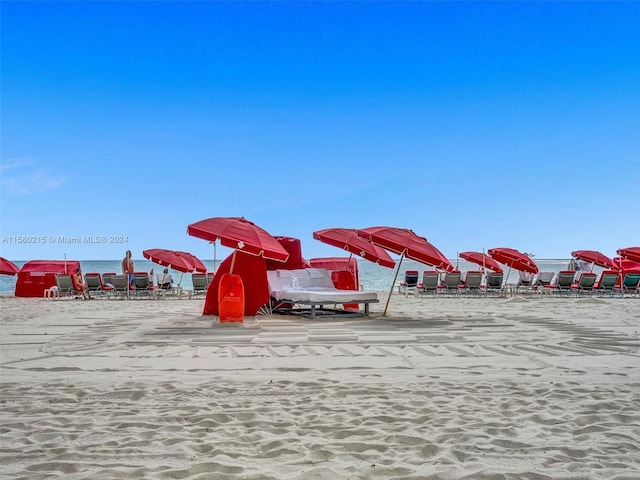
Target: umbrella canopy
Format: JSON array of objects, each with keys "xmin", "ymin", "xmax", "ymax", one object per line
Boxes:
[
  {"xmin": 459, "ymin": 251, "xmax": 503, "ymax": 273},
  {"xmin": 488, "ymin": 247, "xmax": 539, "ymax": 274},
  {"xmin": 571, "ymin": 250, "xmax": 617, "ymax": 269},
  {"xmin": 613, "ymin": 257, "xmax": 640, "ymax": 271},
  {"xmin": 0, "ymin": 257, "xmax": 20, "ymax": 275},
  {"xmin": 313, "ymin": 228, "xmax": 396, "ymax": 268},
  {"xmin": 358, "ymin": 226, "xmax": 454, "ymax": 272},
  {"xmin": 174, "ymin": 251, "xmax": 207, "ymax": 273},
  {"xmin": 143, "ymin": 249, "xmax": 207, "ymax": 273},
  {"xmin": 187, "ymin": 217, "xmax": 289, "ymax": 263},
  {"xmin": 617, "ymin": 247, "xmax": 640, "ymax": 265}
]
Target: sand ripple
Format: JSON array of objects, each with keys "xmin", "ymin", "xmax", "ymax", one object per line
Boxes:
[
  {"xmin": 2, "ymin": 295, "xmax": 639, "ymax": 478},
  {"xmin": 2, "ymin": 378, "xmax": 639, "ymax": 479}
]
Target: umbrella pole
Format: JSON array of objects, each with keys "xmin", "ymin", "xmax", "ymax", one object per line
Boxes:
[
  {"xmin": 345, "ymin": 252, "xmax": 353, "ymax": 270},
  {"xmin": 482, "ymin": 249, "xmax": 486, "ymax": 284},
  {"xmin": 383, "ymin": 252, "xmax": 405, "ymax": 317},
  {"xmin": 229, "ymin": 250, "xmax": 237, "ymax": 275}
]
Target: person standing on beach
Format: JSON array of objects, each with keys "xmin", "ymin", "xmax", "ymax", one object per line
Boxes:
[{"xmin": 122, "ymin": 250, "xmax": 135, "ymax": 287}]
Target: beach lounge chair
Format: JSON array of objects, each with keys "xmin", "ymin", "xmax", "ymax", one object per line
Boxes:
[
  {"xmin": 552, "ymin": 271, "xmax": 575, "ymax": 295},
  {"xmin": 55, "ymin": 274, "xmax": 80, "ymax": 300},
  {"xmin": 418, "ymin": 270, "xmax": 439, "ymax": 296},
  {"xmin": 484, "ymin": 272, "xmax": 503, "ymax": 296},
  {"xmin": 516, "ymin": 271, "xmax": 534, "ymax": 293},
  {"xmin": 132, "ymin": 272, "xmax": 155, "ymax": 298},
  {"xmin": 111, "ymin": 274, "xmax": 130, "ymax": 298},
  {"xmin": 573, "ymin": 272, "xmax": 597, "ymax": 296},
  {"xmin": 85, "ymin": 272, "xmax": 114, "ymax": 298},
  {"xmin": 156, "ymin": 273, "xmax": 173, "ymax": 290},
  {"xmin": 398, "ymin": 270, "xmax": 419, "ymax": 296},
  {"xmin": 192, "ymin": 273, "xmax": 209, "ymax": 297},
  {"xmin": 102, "ymin": 272, "xmax": 116, "ymax": 288},
  {"xmin": 594, "ymin": 270, "xmax": 619, "ymax": 297},
  {"xmin": 84, "ymin": 273, "xmax": 101, "ymax": 297},
  {"xmin": 621, "ymin": 272, "xmax": 640, "ymax": 296},
  {"xmin": 533, "ymin": 271, "xmax": 555, "ymax": 292},
  {"xmin": 462, "ymin": 271, "xmax": 483, "ymax": 295},
  {"xmin": 439, "ymin": 271, "xmax": 462, "ymax": 295}
]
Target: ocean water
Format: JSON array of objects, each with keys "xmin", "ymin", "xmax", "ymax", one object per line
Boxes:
[{"xmin": 0, "ymin": 258, "xmax": 585, "ymax": 294}]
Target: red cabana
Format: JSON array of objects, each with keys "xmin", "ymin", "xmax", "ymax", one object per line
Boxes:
[
  {"xmin": 309, "ymin": 257, "xmax": 360, "ymax": 290},
  {"xmin": 202, "ymin": 237, "xmax": 369, "ymax": 317},
  {"xmin": 265, "ymin": 236, "xmax": 310, "ymax": 271},
  {"xmin": 15, "ymin": 260, "xmax": 81, "ymax": 297},
  {"xmin": 309, "ymin": 256, "xmax": 360, "ymax": 310},
  {"xmin": 203, "ymin": 251, "xmax": 269, "ymax": 316},
  {"xmin": 203, "ymin": 236, "xmax": 307, "ymax": 317}
]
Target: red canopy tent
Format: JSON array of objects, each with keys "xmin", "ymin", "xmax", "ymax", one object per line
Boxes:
[
  {"xmin": 309, "ymin": 257, "xmax": 359, "ymax": 289},
  {"xmin": 309, "ymin": 257, "xmax": 361, "ymax": 309},
  {"xmin": 203, "ymin": 252, "xmax": 270, "ymax": 316},
  {"xmin": 265, "ymin": 236, "xmax": 310, "ymax": 271},
  {"xmin": 15, "ymin": 260, "xmax": 81, "ymax": 297},
  {"xmin": 189, "ymin": 217, "xmax": 289, "ymax": 319},
  {"xmin": 202, "ymin": 236, "xmax": 306, "ymax": 317}
]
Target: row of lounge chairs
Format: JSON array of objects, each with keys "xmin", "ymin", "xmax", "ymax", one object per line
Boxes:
[
  {"xmin": 51, "ymin": 272, "xmax": 212, "ymax": 299},
  {"xmin": 517, "ymin": 270, "xmax": 640, "ymax": 296},
  {"xmin": 398, "ymin": 270, "xmax": 640, "ymax": 297},
  {"xmin": 398, "ymin": 270, "xmax": 502, "ymax": 296}
]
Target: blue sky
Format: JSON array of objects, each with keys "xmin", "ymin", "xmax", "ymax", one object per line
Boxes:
[{"xmin": 1, "ymin": 1, "xmax": 639, "ymax": 263}]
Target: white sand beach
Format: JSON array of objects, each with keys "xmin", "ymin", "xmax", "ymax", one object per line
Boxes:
[{"xmin": 1, "ymin": 293, "xmax": 639, "ymax": 479}]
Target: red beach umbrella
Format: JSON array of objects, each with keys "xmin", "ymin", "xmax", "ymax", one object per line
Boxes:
[
  {"xmin": 613, "ymin": 257, "xmax": 640, "ymax": 271},
  {"xmin": 571, "ymin": 250, "xmax": 617, "ymax": 270},
  {"xmin": 173, "ymin": 251, "xmax": 207, "ymax": 273},
  {"xmin": 143, "ymin": 248, "xmax": 206, "ymax": 273},
  {"xmin": 459, "ymin": 251, "xmax": 503, "ymax": 273},
  {"xmin": 358, "ymin": 226, "xmax": 454, "ymax": 272},
  {"xmin": 617, "ymin": 247, "xmax": 640, "ymax": 265},
  {"xmin": 313, "ymin": 228, "xmax": 396, "ymax": 268},
  {"xmin": 0, "ymin": 257, "xmax": 20, "ymax": 275},
  {"xmin": 488, "ymin": 247, "xmax": 539, "ymax": 274},
  {"xmin": 358, "ymin": 226, "xmax": 454, "ymax": 315},
  {"xmin": 187, "ymin": 217, "xmax": 289, "ymax": 272}
]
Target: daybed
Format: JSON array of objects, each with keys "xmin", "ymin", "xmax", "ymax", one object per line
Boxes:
[{"xmin": 267, "ymin": 268, "xmax": 379, "ymax": 319}]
